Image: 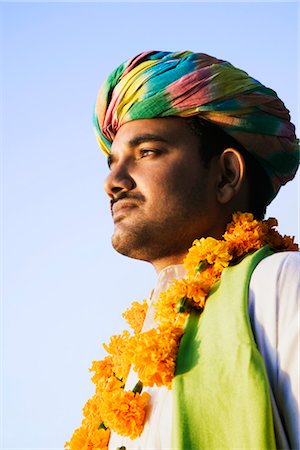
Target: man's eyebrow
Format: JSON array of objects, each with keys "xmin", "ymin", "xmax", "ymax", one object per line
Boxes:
[{"xmin": 127, "ymin": 134, "xmax": 169, "ymax": 147}]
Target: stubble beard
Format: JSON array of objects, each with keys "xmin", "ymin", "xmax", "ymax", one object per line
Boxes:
[
  {"xmin": 110, "ymin": 174, "xmax": 211, "ymax": 264},
  {"xmin": 111, "ymin": 205, "xmax": 206, "ymax": 264},
  {"xmin": 111, "ymin": 223, "xmax": 157, "ymax": 262}
]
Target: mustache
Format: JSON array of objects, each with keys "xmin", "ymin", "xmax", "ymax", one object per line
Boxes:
[{"xmin": 110, "ymin": 192, "xmax": 146, "ymax": 210}]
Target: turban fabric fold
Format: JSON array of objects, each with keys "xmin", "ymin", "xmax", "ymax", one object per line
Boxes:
[{"xmin": 93, "ymin": 50, "xmax": 299, "ymax": 201}]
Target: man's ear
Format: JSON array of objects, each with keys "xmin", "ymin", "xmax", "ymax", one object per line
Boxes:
[{"xmin": 216, "ymin": 148, "xmax": 246, "ymax": 204}]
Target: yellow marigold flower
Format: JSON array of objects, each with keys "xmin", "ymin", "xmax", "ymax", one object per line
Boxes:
[
  {"xmin": 154, "ymin": 273, "xmax": 215, "ymax": 317},
  {"xmin": 126, "ymin": 328, "xmax": 182, "ymax": 388},
  {"xmin": 159, "ymin": 277, "xmax": 209, "ymax": 307},
  {"xmin": 82, "ymin": 394, "xmax": 103, "ymax": 428},
  {"xmin": 104, "ymin": 374, "xmax": 124, "ymax": 392},
  {"xmin": 184, "ymin": 277, "xmax": 211, "ymax": 307},
  {"xmin": 89, "ymin": 356, "xmax": 114, "ymax": 390},
  {"xmin": 122, "ymin": 300, "xmax": 148, "ymax": 334},
  {"xmin": 154, "ymin": 283, "xmax": 189, "ymax": 329},
  {"xmin": 89, "ymin": 428, "xmax": 110, "ymax": 449},
  {"xmin": 224, "ymin": 212, "xmax": 299, "ymax": 257},
  {"xmin": 82, "ymin": 389, "xmax": 120, "ymax": 436},
  {"xmin": 89, "ymin": 356, "xmax": 124, "ymax": 394},
  {"xmin": 100, "ymin": 389, "xmax": 150, "ymax": 439},
  {"xmin": 65, "ymin": 425, "xmax": 110, "ymax": 450},
  {"xmin": 184, "ymin": 237, "xmax": 232, "ymax": 276},
  {"xmin": 65, "ymin": 426, "xmax": 89, "ymax": 450},
  {"xmin": 103, "ymin": 330, "xmax": 131, "ymax": 381},
  {"xmin": 167, "ymin": 278, "xmax": 190, "ymax": 299},
  {"xmin": 224, "ymin": 212, "xmax": 265, "ymax": 257}
]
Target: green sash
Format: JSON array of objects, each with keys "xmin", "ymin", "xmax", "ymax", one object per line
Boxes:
[{"xmin": 172, "ymin": 246, "xmax": 276, "ymax": 450}]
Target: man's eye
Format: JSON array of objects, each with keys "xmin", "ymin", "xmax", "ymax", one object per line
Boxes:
[{"xmin": 139, "ymin": 149, "xmax": 157, "ymax": 158}]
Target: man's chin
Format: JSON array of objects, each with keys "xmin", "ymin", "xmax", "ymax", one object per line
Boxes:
[
  {"xmin": 111, "ymin": 227, "xmax": 151, "ymax": 261},
  {"xmin": 112, "ymin": 228, "xmax": 136, "ymax": 257}
]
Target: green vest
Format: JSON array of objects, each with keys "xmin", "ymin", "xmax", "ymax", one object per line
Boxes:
[{"xmin": 172, "ymin": 246, "xmax": 276, "ymax": 450}]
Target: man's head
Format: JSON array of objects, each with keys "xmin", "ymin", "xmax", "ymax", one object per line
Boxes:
[
  {"xmin": 103, "ymin": 116, "xmax": 250, "ymax": 271},
  {"xmin": 95, "ymin": 51, "xmax": 299, "ymax": 270}
]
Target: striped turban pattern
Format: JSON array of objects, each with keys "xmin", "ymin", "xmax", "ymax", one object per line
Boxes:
[{"xmin": 93, "ymin": 50, "xmax": 299, "ymax": 201}]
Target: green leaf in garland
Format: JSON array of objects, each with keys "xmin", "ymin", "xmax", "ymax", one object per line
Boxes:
[
  {"xmin": 98, "ymin": 421, "xmax": 108, "ymax": 430},
  {"xmin": 132, "ymin": 380, "xmax": 143, "ymax": 394},
  {"xmin": 176, "ymin": 297, "xmax": 190, "ymax": 313},
  {"xmin": 195, "ymin": 260, "xmax": 209, "ymax": 273}
]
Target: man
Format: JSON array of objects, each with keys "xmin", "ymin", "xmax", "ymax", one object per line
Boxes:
[{"xmin": 67, "ymin": 51, "xmax": 299, "ymax": 450}]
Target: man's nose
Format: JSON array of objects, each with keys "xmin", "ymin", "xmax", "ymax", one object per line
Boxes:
[{"xmin": 103, "ymin": 161, "xmax": 135, "ymax": 199}]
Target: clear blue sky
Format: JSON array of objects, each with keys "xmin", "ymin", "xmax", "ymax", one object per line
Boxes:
[{"xmin": 1, "ymin": 1, "xmax": 299, "ymax": 448}]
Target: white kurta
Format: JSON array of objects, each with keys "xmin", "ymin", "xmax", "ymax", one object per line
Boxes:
[{"xmin": 109, "ymin": 252, "xmax": 300, "ymax": 450}]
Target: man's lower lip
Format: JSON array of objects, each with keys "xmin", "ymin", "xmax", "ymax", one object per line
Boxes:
[{"xmin": 112, "ymin": 205, "xmax": 137, "ymax": 220}]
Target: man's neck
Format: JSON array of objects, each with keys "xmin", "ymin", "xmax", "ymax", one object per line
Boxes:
[{"xmin": 152, "ymin": 251, "xmax": 188, "ymax": 274}]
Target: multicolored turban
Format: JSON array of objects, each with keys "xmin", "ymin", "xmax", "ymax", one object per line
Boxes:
[{"xmin": 93, "ymin": 50, "xmax": 299, "ymax": 201}]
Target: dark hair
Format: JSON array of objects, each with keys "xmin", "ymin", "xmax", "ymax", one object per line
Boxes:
[{"xmin": 186, "ymin": 117, "xmax": 272, "ymax": 220}]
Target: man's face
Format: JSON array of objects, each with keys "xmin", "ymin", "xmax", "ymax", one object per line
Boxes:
[{"xmin": 103, "ymin": 117, "xmax": 221, "ymax": 270}]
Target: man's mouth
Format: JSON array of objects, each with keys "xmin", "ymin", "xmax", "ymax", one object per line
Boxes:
[
  {"xmin": 112, "ymin": 200, "xmax": 138, "ymax": 221},
  {"xmin": 110, "ymin": 192, "xmax": 145, "ymax": 222}
]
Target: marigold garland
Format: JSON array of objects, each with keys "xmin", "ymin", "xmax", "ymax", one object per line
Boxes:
[
  {"xmin": 125, "ymin": 327, "xmax": 182, "ymax": 388},
  {"xmin": 99, "ymin": 390, "xmax": 150, "ymax": 439},
  {"xmin": 65, "ymin": 213, "xmax": 298, "ymax": 450},
  {"xmin": 122, "ymin": 300, "xmax": 148, "ymax": 334}
]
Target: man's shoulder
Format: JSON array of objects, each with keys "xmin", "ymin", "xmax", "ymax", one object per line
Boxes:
[
  {"xmin": 251, "ymin": 250, "xmax": 299, "ymax": 285},
  {"xmin": 249, "ymin": 250, "xmax": 299, "ymax": 319},
  {"xmin": 248, "ymin": 251, "xmax": 299, "ymax": 450}
]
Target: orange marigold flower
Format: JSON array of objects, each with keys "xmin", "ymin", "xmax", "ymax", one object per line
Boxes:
[
  {"xmin": 224, "ymin": 212, "xmax": 299, "ymax": 257},
  {"xmin": 89, "ymin": 428, "xmax": 110, "ymax": 449},
  {"xmin": 65, "ymin": 424, "xmax": 110, "ymax": 450},
  {"xmin": 184, "ymin": 237, "xmax": 232, "ymax": 276},
  {"xmin": 103, "ymin": 330, "xmax": 131, "ymax": 381},
  {"xmin": 126, "ymin": 328, "xmax": 183, "ymax": 388},
  {"xmin": 159, "ymin": 277, "xmax": 209, "ymax": 307},
  {"xmin": 89, "ymin": 356, "xmax": 114, "ymax": 390},
  {"xmin": 104, "ymin": 374, "xmax": 124, "ymax": 392},
  {"xmin": 82, "ymin": 394, "xmax": 103, "ymax": 429},
  {"xmin": 65, "ymin": 382, "xmax": 111, "ymax": 449},
  {"xmin": 65, "ymin": 426, "xmax": 89, "ymax": 450},
  {"xmin": 122, "ymin": 300, "xmax": 148, "ymax": 334},
  {"xmin": 89, "ymin": 350, "xmax": 132, "ymax": 394},
  {"xmin": 64, "ymin": 427, "xmax": 88, "ymax": 450},
  {"xmin": 224, "ymin": 212, "xmax": 266, "ymax": 257},
  {"xmin": 154, "ymin": 272, "xmax": 216, "ymax": 317},
  {"xmin": 100, "ymin": 389, "xmax": 150, "ymax": 439},
  {"xmin": 184, "ymin": 276, "xmax": 211, "ymax": 308},
  {"xmin": 154, "ymin": 283, "xmax": 189, "ymax": 329}
]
